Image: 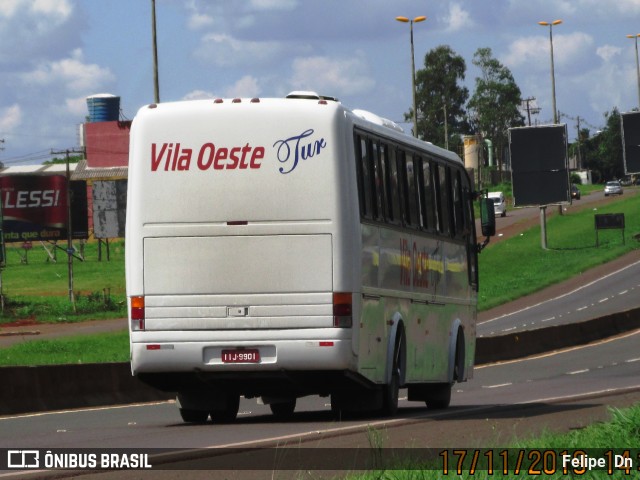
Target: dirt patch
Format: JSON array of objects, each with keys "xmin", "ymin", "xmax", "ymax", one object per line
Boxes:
[{"xmin": 0, "ymin": 318, "xmax": 38, "ymax": 328}]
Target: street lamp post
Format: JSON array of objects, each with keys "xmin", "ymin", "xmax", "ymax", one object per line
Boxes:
[
  {"xmin": 626, "ymin": 34, "xmax": 640, "ymax": 108},
  {"xmin": 396, "ymin": 15, "xmax": 426, "ymax": 138},
  {"xmin": 538, "ymin": 20, "xmax": 562, "ymax": 124},
  {"xmin": 151, "ymin": 0, "xmax": 160, "ymax": 103}
]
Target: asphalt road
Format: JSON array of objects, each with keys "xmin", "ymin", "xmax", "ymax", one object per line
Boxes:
[
  {"xmin": 1, "ymin": 328, "xmax": 639, "ymax": 479},
  {"xmin": 478, "ymin": 249, "xmax": 640, "ymax": 336}
]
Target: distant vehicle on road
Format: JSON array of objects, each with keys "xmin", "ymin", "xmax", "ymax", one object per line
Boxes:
[
  {"xmin": 604, "ymin": 181, "xmax": 623, "ymax": 196},
  {"xmin": 488, "ymin": 191, "xmax": 507, "ymax": 217},
  {"xmin": 570, "ymin": 184, "xmax": 581, "ymax": 200}
]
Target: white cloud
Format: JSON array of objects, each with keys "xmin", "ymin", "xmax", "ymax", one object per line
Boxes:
[
  {"xmin": 182, "ymin": 90, "xmax": 216, "ymax": 101},
  {"xmin": 249, "ymin": 0, "xmax": 297, "ymax": 10},
  {"xmin": 195, "ymin": 33, "xmax": 309, "ymax": 67},
  {"xmin": 65, "ymin": 96, "xmax": 88, "ymax": 116},
  {"xmin": 0, "ymin": 0, "xmax": 80, "ymax": 66},
  {"xmin": 224, "ymin": 76, "xmax": 261, "ymax": 98},
  {"xmin": 0, "ymin": 0, "xmax": 22, "ymax": 17},
  {"xmin": 290, "ymin": 54, "xmax": 375, "ymax": 96},
  {"xmin": 186, "ymin": 0, "xmax": 214, "ymax": 30},
  {"xmin": 31, "ymin": 0, "xmax": 72, "ymax": 18},
  {"xmin": 1, "ymin": 0, "xmax": 71, "ymax": 18},
  {"xmin": 188, "ymin": 12, "xmax": 214, "ymax": 30},
  {"xmin": 502, "ymin": 36, "xmax": 547, "ymax": 70},
  {"xmin": 0, "ymin": 104, "xmax": 22, "ymax": 132},
  {"xmin": 596, "ymin": 45, "xmax": 622, "ymax": 63},
  {"xmin": 23, "ymin": 49, "xmax": 115, "ymax": 93},
  {"xmin": 196, "ymin": 33, "xmax": 283, "ymax": 67},
  {"xmin": 441, "ymin": 3, "xmax": 474, "ymax": 33},
  {"xmin": 503, "ymin": 32, "xmax": 594, "ymax": 72}
]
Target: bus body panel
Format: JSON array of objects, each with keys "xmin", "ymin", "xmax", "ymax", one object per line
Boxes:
[{"xmin": 143, "ymin": 234, "xmax": 333, "ymax": 297}]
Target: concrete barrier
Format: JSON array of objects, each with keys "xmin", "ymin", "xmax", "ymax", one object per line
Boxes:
[
  {"xmin": 1, "ymin": 307, "xmax": 639, "ymax": 416},
  {"xmin": 475, "ymin": 306, "xmax": 640, "ymax": 364}
]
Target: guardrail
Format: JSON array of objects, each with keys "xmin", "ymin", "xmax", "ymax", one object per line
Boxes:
[{"xmin": 1, "ymin": 307, "xmax": 639, "ymax": 416}]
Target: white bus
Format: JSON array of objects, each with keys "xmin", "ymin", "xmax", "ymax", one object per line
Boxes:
[{"xmin": 126, "ymin": 92, "xmax": 495, "ymax": 423}]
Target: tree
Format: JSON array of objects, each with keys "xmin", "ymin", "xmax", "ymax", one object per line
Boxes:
[
  {"xmin": 467, "ymin": 47, "xmax": 524, "ymax": 171},
  {"xmin": 408, "ymin": 45, "xmax": 469, "ymax": 150},
  {"xmin": 583, "ymin": 108, "xmax": 624, "ymax": 183},
  {"xmin": 44, "ymin": 155, "xmax": 83, "ymax": 165}
]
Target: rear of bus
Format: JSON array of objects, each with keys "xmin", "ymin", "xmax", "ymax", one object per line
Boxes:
[{"xmin": 125, "ymin": 97, "xmax": 360, "ymax": 409}]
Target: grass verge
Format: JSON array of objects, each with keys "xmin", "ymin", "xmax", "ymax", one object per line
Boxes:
[
  {"xmin": 0, "ymin": 330, "xmax": 129, "ymax": 366},
  {"xmin": 478, "ymin": 192, "xmax": 640, "ymax": 310},
  {"xmin": 346, "ymin": 404, "xmax": 640, "ymax": 479},
  {"xmin": 0, "ymin": 240, "xmax": 126, "ymax": 324}
]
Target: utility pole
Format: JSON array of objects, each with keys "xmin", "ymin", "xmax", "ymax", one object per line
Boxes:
[
  {"xmin": 0, "ymin": 139, "xmax": 4, "ymax": 313},
  {"xmin": 151, "ymin": 0, "xmax": 160, "ymax": 103},
  {"xmin": 522, "ymin": 97, "xmax": 540, "ymax": 126},
  {"xmin": 51, "ymin": 148, "xmax": 84, "ymax": 306},
  {"xmin": 576, "ymin": 116, "xmax": 583, "ymax": 169}
]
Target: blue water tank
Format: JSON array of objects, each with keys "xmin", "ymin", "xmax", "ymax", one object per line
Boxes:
[{"xmin": 86, "ymin": 94, "xmax": 120, "ymax": 122}]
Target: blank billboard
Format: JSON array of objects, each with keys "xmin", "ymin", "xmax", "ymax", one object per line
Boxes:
[
  {"xmin": 621, "ymin": 111, "xmax": 640, "ymax": 174},
  {"xmin": 93, "ymin": 180, "xmax": 127, "ymax": 239},
  {"xmin": 509, "ymin": 125, "xmax": 569, "ymax": 206}
]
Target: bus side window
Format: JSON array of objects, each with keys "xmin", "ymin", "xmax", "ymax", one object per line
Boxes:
[
  {"xmin": 384, "ymin": 145, "xmax": 401, "ymax": 225},
  {"xmin": 355, "ymin": 134, "xmax": 374, "ymax": 219},
  {"xmin": 370, "ymin": 139, "xmax": 385, "ymax": 221},
  {"xmin": 379, "ymin": 143, "xmax": 389, "ymax": 221},
  {"xmin": 451, "ymin": 169, "xmax": 465, "ymax": 238},
  {"xmin": 464, "ymin": 184, "xmax": 479, "ymax": 290},
  {"xmin": 431, "ymin": 162, "xmax": 444, "ymax": 233},
  {"xmin": 402, "ymin": 152, "xmax": 420, "ymax": 228},
  {"xmin": 420, "ymin": 159, "xmax": 438, "ymax": 232},
  {"xmin": 437, "ymin": 164, "xmax": 452, "ymax": 236}
]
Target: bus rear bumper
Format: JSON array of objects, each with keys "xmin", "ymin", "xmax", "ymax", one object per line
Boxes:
[{"xmin": 131, "ymin": 329, "xmax": 352, "ymax": 373}]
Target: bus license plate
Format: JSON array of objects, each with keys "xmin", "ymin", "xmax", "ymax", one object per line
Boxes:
[{"xmin": 221, "ymin": 349, "xmax": 260, "ymax": 363}]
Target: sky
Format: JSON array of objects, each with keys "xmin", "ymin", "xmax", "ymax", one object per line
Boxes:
[{"xmin": 1, "ymin": 0, "xmax": 640, "ymax": 165}]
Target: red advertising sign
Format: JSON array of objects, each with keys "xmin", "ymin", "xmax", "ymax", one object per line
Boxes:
[{"xmin": 0, "ymin": 176, "xmax": 70, "ymax": 242}]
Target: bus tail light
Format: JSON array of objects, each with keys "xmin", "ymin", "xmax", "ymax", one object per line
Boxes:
[
  {"xmin": 131, "ymin": 296, "xmax": 145, "ymax": 331},
  {"xmin": 333, "ymin": 292, "xmax": 352, "ymax": 328}
]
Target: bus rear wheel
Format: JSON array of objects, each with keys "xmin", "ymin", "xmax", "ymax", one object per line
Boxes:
[
  {"xmin": 381, "ymin": 367, "xmax": 400, "ymax": 416},
  {"xmin": 179, "ymin": 408, "xmax": 209, "ymax": 423},
  {"xmin": 209, "ymin": 393, "xmax": 240, "ymax": 423},
  {"xmin": 381, "ymin": 327, "xmax": 405, "ymax": 417},
  {"xmin": 269, "ymin": 399, "xmax": 296, "ymax": 419},
  {"xmin": 424, "ymin": 383, "xmax": 452, "ymax": 409}
]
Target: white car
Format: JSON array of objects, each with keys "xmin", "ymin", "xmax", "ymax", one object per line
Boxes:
[
  {"xmin": 604, "ymin": 181, "xmax": 623, "ymax": 196},
  {"xmin": 487, "ymin": 191, "xmax": 507, "ymax": 217}
]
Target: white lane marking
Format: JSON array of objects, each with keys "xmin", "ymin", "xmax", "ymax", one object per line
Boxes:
[
  {"xmin": 479, "ymin": 258, "xmax": 640, "ymax": 325},
  {"xmin": 598, "ymin": 297, "xmax": 609, "ymax": 303},
  {"xmin": 0, "ymin": 400, "xmax": 175, "ymax": 421},
  {"xmin": 576, "ymin": 306, "xmax": 588, "ymax": 311},
  {"xmin": 515, "ymin": 385, "xmax": 640, "ymax": 405},
  {"xmin": 541, "ymin": 317, "xmax": 555, "ymax": 322},
  {"xmin": 566, "ymin": 369, "xmax": 589, "ymax": 375},
  {"xmin": 626, "ymin": 358, "xmax": 640, "ymax": 363},
  {"xmin": 619, "ymin": 290, "xmax": 629, "ymax": 295},
  {"xmin": 482, "ymin": 383, "xmax": 512, "ymax": 389}
]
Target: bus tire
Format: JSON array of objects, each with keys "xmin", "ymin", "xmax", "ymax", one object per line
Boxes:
[
  {"xmin": 209, "ymin": 393, "xmax": 240, "ymax": 424},
  {"xmin": 381, "ymin": 368, "xmax": 400, "ymax": 416},
  {"xmin": 269, "ymin": 399, "xmax": 296, "ymax": 419},
  {"xmin": 179, "ymin": 408, "xmax": 209, "ymax": 424},
  {"xmin": 381, "ymin": 327, "xmax": 405, "ymax": 417},
  {"xmin": 424, "ymin": 383, "xmax": 452, "ymax": 410}
]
